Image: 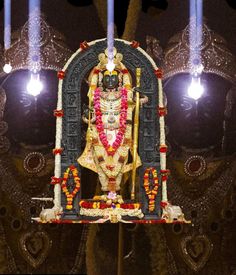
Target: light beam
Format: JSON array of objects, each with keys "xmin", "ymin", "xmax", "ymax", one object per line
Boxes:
[
  {"xmin": 3, "ymin": 0, "xmax": 12, "ymax": 73},
  {"xmin": 106, "ymin": 0, "xmax": 115, "ymax": 72},
  {"xmin": 4, "ymin": 0, "xmax": 11, "ymax": 50},
  {"xmin": 28, "ymin": 0, "xmax": 41, "ymax": 73},
  {"xmin": 189, "ymin": 0, "xmax": 203, "ymax": 74}
]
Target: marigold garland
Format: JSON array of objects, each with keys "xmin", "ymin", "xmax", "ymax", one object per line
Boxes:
[
  {"xmin": 143, "ymin": 167, "xmax": 159, "ymax": 212},
  {"xmin": 61, "ymin": 165, "xmax": 81, "ymax": 210}
]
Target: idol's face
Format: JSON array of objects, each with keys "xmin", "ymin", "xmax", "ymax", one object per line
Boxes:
[
  {"xmin": 4, "ymin": 70, "xmax": 58, "ymax": 146},
  {"xmin": 165, "ymin": 73, "xmax": 231, "ymax": 149},
  {"xmin": 103, "ymin": 72, "xmax": 119, "ymax": 89}
]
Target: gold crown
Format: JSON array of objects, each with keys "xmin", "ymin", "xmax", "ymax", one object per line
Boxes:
[
  {"xmin": 4, "ymin": 9, "xmax": 73, "ymax": 73},
  {"xmin": 98, "ymin": 47, "xmax": 123, "ymax": 70},
  {"xmin": 88, "ymin": 46, "xmax": 132, "ymax": 90},
  {"xmin": 163, "ymin": 19, "xmax": 236, "ymax": 82}
]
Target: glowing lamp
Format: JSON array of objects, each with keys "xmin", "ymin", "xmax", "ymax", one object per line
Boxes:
[
  {"xmin": 3, "ymin": 63, "xmax": 12, "ymax": 74},
  {"xmin": 106, "ymin": 61, "xmax": 115, "ymax": 72},
  {"xmin": 187, "ymin": 77, "xmax": 204, "ymax": 100},
  {"xmin": 27, "ymin": 74, "xmax": 43, "ymax": 97}
]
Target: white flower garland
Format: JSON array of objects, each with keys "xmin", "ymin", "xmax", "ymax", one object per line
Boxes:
[{"xmin": 80, "ymin": 207, "xmax": 144, "ymax": 220}]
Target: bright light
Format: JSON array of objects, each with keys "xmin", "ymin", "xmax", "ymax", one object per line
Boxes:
[
  {"xmin": 106, "ymin": 61, "xmax": 115, "ymax": 72},
  {"xmin": 3, "ymin": 63, "xmax": 12, "ymax": 74},
  {"xmin": 188, "ymin": 77, "xmax": 204, "ymax": 100},
  {"xmin": 27, "ymin": 74, "xmax": 43, "ymax": 97}
]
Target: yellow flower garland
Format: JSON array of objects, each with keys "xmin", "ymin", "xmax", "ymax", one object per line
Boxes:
[
  {"xmin": 143, "ymin": 167, "xmax": 159, "ymax": 212},
  {"xmin": 61, "ymin": 165, "xmax": 81, "ymax": 210}
]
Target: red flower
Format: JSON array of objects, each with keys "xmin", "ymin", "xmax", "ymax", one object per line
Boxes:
[
  {"xmin": 80, "ymin": 41, "xmax": 89, "ymax": 50},
  {"xmin": 53, "ymin": 148, "xmax": 63, "ymax": 155},
  {"xmin": 154, "ymin": 68, "xmax": 163, "ymax": 79},
  {"xmin": 57, "ymin": 71, "xmax": 65, "ymax": 79},
  {"xmin": 159, "ymin": 145, "xmax": 168, "ymax": 153},
  {"xmin": 130, "ymin": 40, "xmax": 140, "ymax": 48},
  {"xmin": 158, "ymin": 107, "xmax": 167, "ymax": 116},
  {"xmin": 121, "ymin": 69, "xmax": 129, "ymax": 74},
  {"xmin": 160, "ymin": 201, "xmax": 168, "ymax": 208},
  {"xmin": 93, "ymin": 68, "xmax": 100, "ymax": 74},
  {"xmin": 53, "ymin": 109, "xmax": 64, "ymax": 117},
  {"xmin": 51, "ymin": 177, "xmax": 62, "ymax": 185}
]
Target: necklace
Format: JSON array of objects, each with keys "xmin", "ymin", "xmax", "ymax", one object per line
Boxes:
[{"xmin": 94, "ymin": 87, "xmax": 128, "ymax": 156}]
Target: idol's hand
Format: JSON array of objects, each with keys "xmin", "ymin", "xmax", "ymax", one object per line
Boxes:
[{"xmin": 132, "ymin": 88, "xmax": 148, "ymax": 106}]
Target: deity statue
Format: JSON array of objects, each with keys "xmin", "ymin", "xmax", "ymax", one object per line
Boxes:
[{"xmin": 78, "ymin": 48, "xmax": 147, "ymax": 200}]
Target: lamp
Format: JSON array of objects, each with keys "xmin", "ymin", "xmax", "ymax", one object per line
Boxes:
[
  {"xmin": 27, "ymin": 73, "xmax": 43, "ymax": 97},
  {"xmin": 187, "ymin": 76, "xmax": 204, "ymax": 100}
]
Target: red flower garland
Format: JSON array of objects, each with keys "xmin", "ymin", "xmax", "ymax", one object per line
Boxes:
[
  {"xmin": 61, "ymin": 165, "xmax": 81, "ymax": 210},
  {"xmin": 79, "ymin": 200, "xmax": 140, "ymax": 210},
  {"xmin": 94, "ymin": 87, "xmax": 128, "ymax": 156},
  {"xmin": 143, "ymin": 167, "xmax": 159, "ymax": 212}
]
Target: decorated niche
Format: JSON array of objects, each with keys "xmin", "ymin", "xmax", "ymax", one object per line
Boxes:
[{"xmin": 33, "ymin": 39, "xmax": 188, "ymax": 223}]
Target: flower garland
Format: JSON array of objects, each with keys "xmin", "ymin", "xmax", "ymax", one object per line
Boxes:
[
  {"xmin": 94, "ymin": 87, "xmax": 128, "ymax": 156},
  {"xmin": 61, "ymin": 165, "xmax": 81, "ymax": 210},
  {"xmin": 79, "ymin": 200, "xmax": 140, "ymax": 210},
  {"xmin": 143, "ymin": 167, "xmax": 159, "ymax": 212}
]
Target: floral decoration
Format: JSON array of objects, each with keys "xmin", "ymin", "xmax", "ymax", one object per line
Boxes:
[
  {"xmin": 53, "ymin": 109, "xmax": 64, "ymax": 117},
  {"xmin": 52, "ymin": 148, "xmax": 63, "ymax": 155},
  {"xmin": 80, "ymin": 40, "xmax": 89, "ymax": 50},
  {"xmin": 61, "ymin": 165, "xmax": 81, "ymax": 210},
  {"xmin": 130, "ymin": 40, "xmax": 140, "ymax": 48},
  {"xmin": 158, "ymin": 107, "xmax": 167, "ymax": 116},
  {"xmin": 154, "ymin": 68, "xmax": 163, "ymax": 79},
  {"xmin": 94, "ymin": 87, "xmax": 128, "ymax": 156},
  {"xmin": 51, "ymin": 176, "xmax": 62, "ymax": 185},
  {"xmin": 143, "ymin": 167, "xmax": 159, "ymax": 212},
  {"xmin": 79, "ymin": 200, "xmax": 141, "ymax": 210},
  {"xmin": 57, "ymin": 70, "xmax": 65, "ymax": 79}
]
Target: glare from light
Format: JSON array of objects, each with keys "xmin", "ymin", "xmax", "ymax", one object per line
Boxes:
[
  {"xmin": 27, "ymin": 74, "xmax": 43, "ymax": 97},
  {"xmin": 3, "ymin": 63, "xmax": 12, "ymax": 74},
  {"xmin": 4, "ymin": 0, "xmax": 11, "ymax": 50},
  {"xmin": 106, "ymin": 61, "xmax": 115, "ymax": 72},
  {"xmin": 107, "ymin": 0, "xmax": 114, "ymax": 72},
  {"xmin": 192, "ymin": 63, "xmax": 204, "ymax": 77},
  {"xmin": 188, "ymin": 77, "xmax": 204, "ymax": 100}
]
